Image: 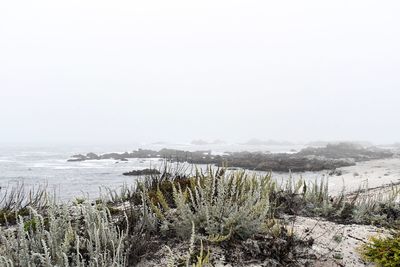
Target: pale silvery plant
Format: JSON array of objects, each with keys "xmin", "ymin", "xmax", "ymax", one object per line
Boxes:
[
  {"xmin": 158, "ymin": 170, "xmax": 272, "ymax": 240},
  {"xmin": 0, "ymin": 201, "xmax": 128, "ymax": 267}
]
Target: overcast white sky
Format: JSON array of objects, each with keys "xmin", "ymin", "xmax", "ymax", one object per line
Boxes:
[{"xmin": 1, "ymin": 0, "xmax": 399, "ymax": 145}]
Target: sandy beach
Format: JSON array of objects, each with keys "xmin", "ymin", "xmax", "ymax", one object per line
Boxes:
[{"xmin": 325, "ymin": 157, "xmax": 400, "ymax": 195}]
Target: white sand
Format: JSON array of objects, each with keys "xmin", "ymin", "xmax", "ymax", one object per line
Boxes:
[
  {"xmin": 293, "ymin": 216, "xmax": 389, "ymax": 267},
  {"xmin": 325, "ymin": 158, "xmax": 400, "ymax": 195}
]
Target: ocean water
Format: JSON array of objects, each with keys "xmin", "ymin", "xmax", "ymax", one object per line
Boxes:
[
  {"xmin": 0, "ymin": 143, "xmax": 322, "ymax": 201},
  {"xmin": 0, "ymin": 146, "xmax": 173, "ymax": 201}
]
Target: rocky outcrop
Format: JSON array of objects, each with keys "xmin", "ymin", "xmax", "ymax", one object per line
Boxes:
[
  {"xmin": 218, "ymin": 153, "xmax": 355, "ymax": 172},
  {"xmin": 67, "ymin": 154, "xmax": 87, "ymax": 162},
  {"xmin": 67, "ymin": 143, "xmax": 393, "ymax": 173},
  {"xmin": 297, "ymin": 142, "xmax": 393, "ymax": 161}
]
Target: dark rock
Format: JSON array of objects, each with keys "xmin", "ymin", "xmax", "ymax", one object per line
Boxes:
[
  {"xmin": 298, "ymin": 142, "xmax": 393, "ymax": 161},
  {"xmin": 86, "ymin": 152, "xmax": 100, "ymax": 160},
  {"xmin": 67, "ymin": 154, "xmax": 87, "ymax": 162},
  {"xmin": 68, "ymin": 143, "xmax": 393, "ymax": 173}
]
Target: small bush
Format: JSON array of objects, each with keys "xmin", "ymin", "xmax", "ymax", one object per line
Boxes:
[
  {"xmin": 272, "ymin": 177, "xmax": 400, "ymax": 227},
  {"xmin": 148, "ymin": 169, "xmax": 276, "ymax": 241},
  {"xmin": 166, "ymin": 223, "xmax": 211, "ymax": 267},
  {"xmin": 360, "ymin": 232, "xmax": 400, "ymax": 267},
  {"xmin": 147, "ymin": 176, "xmax": 195, "ymax": 208},
  {"xmin": 0, "ymin": 184, "xmax": 49, "ymax": 226}
]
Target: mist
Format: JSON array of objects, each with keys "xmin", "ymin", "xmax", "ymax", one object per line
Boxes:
[{"xmin": 1, "ymin": 0, "xmax": 400, "ymax": 146}]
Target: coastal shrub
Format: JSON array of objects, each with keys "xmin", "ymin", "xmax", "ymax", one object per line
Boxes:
[
  {"xmin": 107, "ymin": 166, "xmax": 400, "ymax": 233},
  {"xmin": 151, "ymin": 169, "xmax": 273, "ymax": 240},
  {"xmin": 0, "ymin": 183, "xmax": 49, "ymax": 211},
  {"xmin": 0, "ymin": 203, "xmax": 129, "ymax": 266},
  {"xmin": 105, "ymin": 163, "xmax": 194, "ymax": 206},
  {"xmin": 0, "ymin": 183, "xmax": 49, "ymax": 226},
  {"xmin": 104, "ymin": 183, "xmax": 139, "ymax": 204},
  {"xmin": 166, "ymin": 223, "xmax": 211, "ymax": 267},
  {"xmin": 360, "ymin": 232, "xmax": 400, "ymax": 267},
  {"xmin": 272, "ymin": 176, "xmax": 400, "ymax": 227},
  {"xmin": 144, "ymin": 167, "xmax": 400, "ymax": 242},
  {"xmin": 147, "ymin": 175, "xmax": 195, "ymax": 208},
  {"xmin": 271, "ymin": 176, "xmax": 342, "ymax": 219},
  {"xmin": 0, "ymin": 207, "xmax": 30, "ymax": 226},
  {"xmin": 351, "ymin": 185, "xmax": 400, "ymax": 226}
]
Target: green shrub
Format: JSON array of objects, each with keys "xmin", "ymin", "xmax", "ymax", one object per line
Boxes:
[
  {"xmin": 0, "ymin": 207, "xmax": 30, "ymax": 225},
  {"xmin": 147, "ymin": 176, "xmax": 195, "ymax": 208},
  {"xmin": 360, "ymin": 232, "xmax": 400, "ymax": 267},
  {"xmin": 0, "ymin": 183, "xmax": 49, "ymax": 226}
]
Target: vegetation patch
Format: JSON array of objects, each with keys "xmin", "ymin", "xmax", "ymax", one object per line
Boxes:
[
  {"xmin": 1, "ymin": 167, "xmax": 399, "ymax": 266},
  {"xmin": 360, "ymin": 232, "xmax": 400, "ymax": 267},
  {"xmin": 123, "ymin": 168, "xmax": 161, "ymax": 176}
]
